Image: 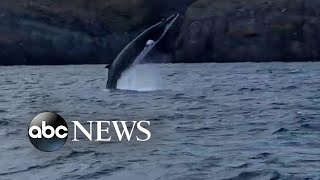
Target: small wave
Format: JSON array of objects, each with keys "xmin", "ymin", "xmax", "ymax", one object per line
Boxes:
[
  {"xmin": 288, "ymin": 70, "xmax": 302, "ymax": 74},
  {"xmin": 238, "ymin": 87, "xmax": 263, "ymax": 91},
  {"xmin": 247, "ymin": 128, "xmax": 267, "ymax": 134},
  {"xmin": 273, "ymin": 128, "xmax": 289, "ymax": 134},
  {"xmin": 63, "ymin": 150, "xmax": 97, "ymax": 159},
  {"xmin": 281, "ymin": 85, "xmax": 298, "ymax": 90},
  {"xmin": 58, "ymin": 80, "xmax": 78, "ymax": 86},
  {"xmin": 229, "ymin": 163, "xmax": 251, "ymax": 169},
  {"xmin": 74, "ymin": 166, "xmax": 125, "ymax": 180},
  {"xmin": 224, "ymin": 170, "xmax": 281, "ymax": 180},
  {"xmin": 250, "ymin": 152, "xmax": 273, "ymax": 160},
  {"xmin": 0, "ymin": 163, "xmax": 52, "ymax": 176},
  {"xmin": 7, "ymin": 146, "xmax": 21, "ymax": 151},
  {"xmin": 0, "ymin": 119, "xmax": 9, "ymax": 126},
  {"xmin": 300, "ymin": 123, "xmax": 320, "ymax": 130}
]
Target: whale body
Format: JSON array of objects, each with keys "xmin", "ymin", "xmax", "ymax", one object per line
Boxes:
[{"xmin": 105, "ymin": 14, "xmax": 179, "ymax": 89}]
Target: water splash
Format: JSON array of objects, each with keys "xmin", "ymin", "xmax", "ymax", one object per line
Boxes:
[{"xmin": 116, "ymin": 64, "xmax": 163, "ymax": 92}]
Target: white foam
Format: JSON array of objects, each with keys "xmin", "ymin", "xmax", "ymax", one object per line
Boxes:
[{"xmin": 116, "ymin": 64, "xmax": 163, "ymax": 92}]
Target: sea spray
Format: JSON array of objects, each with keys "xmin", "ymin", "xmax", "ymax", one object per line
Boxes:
[{"xmin": 116, "ymin": 64, "xmax": 163, "ymax": 91}]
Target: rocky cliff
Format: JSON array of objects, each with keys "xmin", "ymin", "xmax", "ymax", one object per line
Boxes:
[
  {"xmin": 0, "ymin": 0, "xmax": 319, "ymax": 65},
  {"xmin": 0, "ymin": 0, "xmax": 193, "ymax": 65},
  {"xmin": 175, "ymin": 0, "xmax": 320, "ymax": 62}
]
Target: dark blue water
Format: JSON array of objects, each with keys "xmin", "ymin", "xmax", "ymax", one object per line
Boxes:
[{"xmin": 0, "ymin": 63, "xmax": 319, "ymax": 180}]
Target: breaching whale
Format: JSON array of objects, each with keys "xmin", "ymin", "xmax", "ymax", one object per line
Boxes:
[{"xmin": 105, "ymin": 14, "xmax": 179, "ymax": 89}]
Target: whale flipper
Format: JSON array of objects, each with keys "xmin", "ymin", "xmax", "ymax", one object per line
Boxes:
[{"xmin": 105, "ymin": 14, "xmax": 180, "ymax": 89}]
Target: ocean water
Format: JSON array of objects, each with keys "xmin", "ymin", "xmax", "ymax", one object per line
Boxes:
[{"xmin": 0, "ymin": 63, "xmax": 319, "ymax": 180}]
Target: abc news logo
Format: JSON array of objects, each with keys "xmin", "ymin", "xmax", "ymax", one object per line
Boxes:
[{"xmin": 28, "ymin": 112, "xmax": 151, "ymax": 152}]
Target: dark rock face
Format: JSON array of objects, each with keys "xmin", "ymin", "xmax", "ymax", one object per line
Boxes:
[
  {"xmin": 175, "ymin": 0, "xmax": 320, "ymax": 62},
  {"xmin": 0, "ymin": 13, "xmax": 110, "ymax": 65},
  {"xmin": 0, "ymin": 0, "xmax": 320, "ymax": 65},
  {"xmin": 0, "ymin": 0, "xmax": 194, "ymax": 65}
]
